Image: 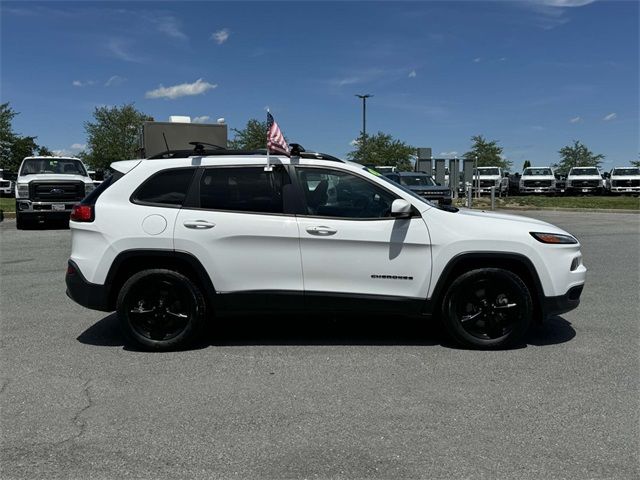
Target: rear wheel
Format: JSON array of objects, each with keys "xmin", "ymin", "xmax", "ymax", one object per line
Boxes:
[
  {"xmin": 441, "ymin": 268, "xmax": 532, "ymax": 349},
  {"xmin": 117, "ymin": 269, "xmax": 206, "ymax": 351}
]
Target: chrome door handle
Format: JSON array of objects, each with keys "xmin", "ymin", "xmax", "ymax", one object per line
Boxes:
[
  {"xmin": 306, "ymin": 226, "xmax": 337, "ymax": 236},
  {"xmin": 183, "ymin": 220, "xmax": 215, "ymax": 229}
]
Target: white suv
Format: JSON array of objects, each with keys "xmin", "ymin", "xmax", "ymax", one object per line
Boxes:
[{"xmin": 66, "ymin": 149, "xmax": 586, "ymax": 350}]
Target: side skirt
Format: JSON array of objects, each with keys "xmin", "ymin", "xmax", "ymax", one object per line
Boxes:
[{"xmin": 215, "ymin": 290, "xmax": 430, "ymax": 317}]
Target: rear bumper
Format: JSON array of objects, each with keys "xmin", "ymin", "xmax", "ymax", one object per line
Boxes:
[
  {"xmin": 65, "ymin": 260, "xmax": 112, "ymax": 312},
  {"xmin": 541, "ymin": 284, "xmax": 583, "ymax": 318}
]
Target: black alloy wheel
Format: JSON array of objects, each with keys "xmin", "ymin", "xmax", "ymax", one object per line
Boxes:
[
  {"xmin": 442, "ymin": 268, "xmax": 532, "ymax": 349},
  {"xmin": 117, "ymin": 269, "xmax": 206, "ymax": 350}
]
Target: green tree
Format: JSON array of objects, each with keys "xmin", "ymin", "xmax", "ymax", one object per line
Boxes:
[
  {"xmin": 553, "ymin": 140, "xmax": 604, "ymax": 175},
  {"xmin": 0, "ymin": 102, "xmax": 52, "ymax": 172},
  {"xmin": 347, "ymin": 132, "xmax": 415, "ymax": 171},
  {"xmin": 228, "ymin": 119, "xmax": 268, "ymax": 150},
  {"xmin": 83, "ymin": 104, "xmax": 152, "ymax": 169},
  {"xmin": 523, "ymin": 160, "xmax": 531, "ymax": 170},
  {"xmin": 463, "ymin": 135, "xmax": 511, "ymax": 170}
]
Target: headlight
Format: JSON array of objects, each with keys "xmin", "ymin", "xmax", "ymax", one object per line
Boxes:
[
  {"xmin": 84, "ymin": 183, "xmax": 95, "ymax": 195},
  {"xmin": 530, "ymin": 232, "xmax": 578, "ymax": 244},
  {"xmin": 16, "ymin": 183, "xmax": 29, "ymax": 198}
]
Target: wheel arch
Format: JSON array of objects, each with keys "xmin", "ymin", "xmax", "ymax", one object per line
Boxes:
[
  {"xmin": 426, "ymin": 252, "xmax": 545, "ymax": 320},
  {"xmin": 105, "ymin": 250, "xmax": 215, "ymax": 311}
]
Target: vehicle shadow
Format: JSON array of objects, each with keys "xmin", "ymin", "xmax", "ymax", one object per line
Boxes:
[{"xmin": 77, "ymin": 313, "xmax": 576, "ymax": 351}]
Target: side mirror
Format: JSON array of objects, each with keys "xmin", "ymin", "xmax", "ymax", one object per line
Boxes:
[{"xmin": 391, "ymin": 199, "xmax": 412, "ymax": 218}]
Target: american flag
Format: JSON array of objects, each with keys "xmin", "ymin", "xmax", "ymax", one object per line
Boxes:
[{"xmin": 267, "ymin": 112, "xmax": 289, "ymax": 156}]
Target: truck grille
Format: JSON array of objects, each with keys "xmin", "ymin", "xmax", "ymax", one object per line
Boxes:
[
  {"xmin": 523, "ymin": 180, "xmax": 552, "ymax": 187},
  {"xmin": 480, "ymin": 180, "xmax": 496, "ymax": 188},
  {"xmin": 612, "ymin": 179, "xmax": 639, "ymax": 187},
  {"xmin": 30, "ymin": 181, "xmax": 85, "ymax": 201},
  {"xmin": 0, "ymin": 180, "xmax": 10, "ymax": 188},
  {"xmin": 571, "ymin": 180, "xmax": 600, "ymax": 188}
]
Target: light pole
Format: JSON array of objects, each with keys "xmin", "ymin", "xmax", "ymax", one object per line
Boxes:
[{"xmin": 355, "ymin": 94, "xmax": 372, "ymax": 161}]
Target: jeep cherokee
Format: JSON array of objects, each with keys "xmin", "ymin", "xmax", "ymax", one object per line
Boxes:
[{"xmin": 65, "ymin": 149, "xmax": 586, "ymax": 350}]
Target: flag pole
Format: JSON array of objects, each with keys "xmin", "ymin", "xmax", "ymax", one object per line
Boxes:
[{"xmin": 265, "ymin": 108, "xmax": 272, "ymax": 171}]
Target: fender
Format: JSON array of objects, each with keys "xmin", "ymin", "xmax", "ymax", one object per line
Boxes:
[
  {"xmin": 104, "ymin": 249, "xmax": 216, "ymax": 309},
  {"xmin": 424, "ymin": 252, "xmax": 545, "ymax": 316}
]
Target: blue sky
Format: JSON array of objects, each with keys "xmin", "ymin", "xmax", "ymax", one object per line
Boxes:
[{"xmin": 1, "ymin": 0, "xmax": 638, "ymax": 170}]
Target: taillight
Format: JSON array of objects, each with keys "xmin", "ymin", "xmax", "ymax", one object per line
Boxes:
[{"xmin": 70, "ymin": 204, "xmax": 94, "ymax": 222}]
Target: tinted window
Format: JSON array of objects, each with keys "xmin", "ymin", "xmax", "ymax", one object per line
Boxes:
[
  {"xmin": 81, "ymin": 171, "xmax": 123, "ymax": 205},
  {"xmin": 199, "ymin": 166, "xmax": 290, "ymax": 214},
  {"xmin": 134, "ymin": 168, "xmax": 195, "ymax": 206},
  {"xmin": 298, "ymin": 167, "xmax": 397, "ymax": 219},
  {"xmin": 400, "ymin": 175, "xmax": 436, "ymax": 186}
]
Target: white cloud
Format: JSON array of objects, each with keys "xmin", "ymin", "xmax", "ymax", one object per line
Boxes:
[
  {"xmin": 192, "ymin": 116, "xmax": 210, "ymax": 124},
  {"xmin": 104, "ymin": 75, "xmax": 126, "ymax": 87},
  {"xmin": 408, "ymin": 70, "xmax": 417, "ymax": 78},
  {"xmin": 603, "ymin": 112, "xmax": 617, "ymax": 121},
  {"xmin": 569, "ymin": 116, "xmax": 583, "ymax": 123},
  {"xmin": 440, "ymin": 151, "xmax": 458, "ymax": 156},
  {"xmin": 333, "ymin": 76, "xmax": 361, "ymax": 87},
  {"xmin": 350, "ymin": 139, "xmax": 360, "ymax": 147},
  {"xmin": 72, "ymin": 80, "xmax": 95, "ymax": 87},
  {"xmin": 211, "ymin": 28, "xmax": 230, "ymax": 45},
  {"xmin": 499, "ymin": 57, "xmax": 508, "ymax": 62},
  {"xmin": 152, "ymin": 15, "xmax": 187, "ymax": 40},
  {"xmin": 145, "ymin": 78, "xmax": 217, "ymax": 100},
  {"xmin": 473, "ymin": 57, "xmax": 481, "ymax": 63},
  {"xmin": 52, "ymin": 143, "xmax": 86, "ymax": 157},
  {"xmin": 539, "ymin": 0, "xmax": 596, "ymax": 6},
  {"xmin": 107, "ymin": 38, "xmax": 142, "ymax": 63}
]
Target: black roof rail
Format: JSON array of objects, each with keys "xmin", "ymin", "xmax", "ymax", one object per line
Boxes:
[{"xmin": 147, "ymin": 147, "xmax": 346, "ymax": 163}]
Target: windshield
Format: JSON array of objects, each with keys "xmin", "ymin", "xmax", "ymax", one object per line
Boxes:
[
  {"xmin": 523, "ymin": 168, "xmax": 552, "ymax": 176},
  {"xmin": 475, "ymin": 168, "xmax": 500, "ymax": 176},
  {"xmin": 570, "ymin": 168, "xmax": 599, "ymax": 176},
  {"xmin": 20, "ymin": 158, "xmax": 87, "ymax": 176},
  {"xmin": 400, "ymin": 175, "xmax": 436, "ymax": 187},
  {"xmin": 612, "ymin": 168, "xmax": 639, "ymax": 176}
]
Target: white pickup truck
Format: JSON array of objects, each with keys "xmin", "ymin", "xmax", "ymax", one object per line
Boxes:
[
  {"xmin": 606, "ymin": 166, "xmax": 640, "ymax": 195},
  {"xmin": 566, "ymin": 167, "xmax": 604, "ymax": 195},
  {"xmin": 474, "ymin": 167, "xmax": 508, "ymax": 195},
  {"xmin": 14, "ymin": 156, "xmax": 96, "ymax": 229},
  {"xmin": 519, "ymin": 167, "xmax": 556, "ymax": 194}
]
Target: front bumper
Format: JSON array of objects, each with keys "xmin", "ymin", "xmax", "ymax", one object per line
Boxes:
[
  {"xmin": 65, "ymin": 260, "xmax": 112, "ymax": 312},
  {"xmin": 541, "ymin": 284, "xmax": 583, "ymax": 318},
  {"xmin": 520, "ymin": 187, "xmax": 555, "ymax": 194},
  {"xmin": 16, "ymin": 199, "xmax": 76, "ymax": 213},
  {"xmin": 610, "ymin": 186, "xmax": 640, "ymax": 193}
]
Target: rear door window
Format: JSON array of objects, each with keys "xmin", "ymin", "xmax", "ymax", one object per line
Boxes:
[{"xmin": 199, "ymin": 166, "xmax": 291, "ymax": 214}]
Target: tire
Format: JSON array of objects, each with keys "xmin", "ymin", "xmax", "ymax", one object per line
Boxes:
[
  {"xmin": 117, "ymin": 269, "xmax": 207, "ymax": 351},
  {"xmin": 441, "ymin": 268, "xmax": 532, "ymax": 349},
  {"xmin": 16, "ymin": 213, "xmax": 27, "ymax": 230}
]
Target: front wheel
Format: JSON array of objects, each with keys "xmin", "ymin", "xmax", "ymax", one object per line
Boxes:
[
  {"xmin": 117, "ymin": 269, "xmax": 207, "ymax": 351},
  {"xmin": 441, "ymin": 268, "xmax": 532, "ymax": 349}
]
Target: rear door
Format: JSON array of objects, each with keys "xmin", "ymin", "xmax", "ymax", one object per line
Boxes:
[{"xmin": 173, "ymin": 165, "xmax": 303, "ymax": 295}]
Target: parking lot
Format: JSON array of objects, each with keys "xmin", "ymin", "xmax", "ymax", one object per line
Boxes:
[{"xmin": 0, "ymin": 210, "xmax": 638, "ymax": 480}]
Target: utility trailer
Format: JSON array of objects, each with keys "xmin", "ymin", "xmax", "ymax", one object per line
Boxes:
[{"xmin": 138, "ymin": 117, "xmax": 228, "ymax": 158}]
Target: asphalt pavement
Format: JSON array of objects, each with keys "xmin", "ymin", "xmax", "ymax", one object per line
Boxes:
[{"xmin": 1, "ymin": 211, "xmax": 638, "ymax": 479}]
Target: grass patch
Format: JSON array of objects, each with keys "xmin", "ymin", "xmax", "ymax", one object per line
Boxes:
[
  {"xmin": 455, "ymin": 195, "xmax": 640, "ymax": 210},
  {"xmin": 0, "ymin": 197, "xmax": 15, "ymax": 212}
]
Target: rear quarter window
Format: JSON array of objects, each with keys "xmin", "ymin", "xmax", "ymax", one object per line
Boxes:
[
  {"xmin": 80, "ymin": 171, "xmax": 123, "ymax": 205},
  {"xmin": 132, "ymin": 168, "xmax": 196, "ymax": 207}
]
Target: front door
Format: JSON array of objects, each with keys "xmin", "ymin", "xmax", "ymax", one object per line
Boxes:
[{"xmin": 293, "ymin": 166, "xmax": 432, "ymax": 302}]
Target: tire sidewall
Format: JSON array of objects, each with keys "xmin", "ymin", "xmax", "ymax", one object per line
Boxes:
[
  {"xmin": 442, "ymin": 268, "xmax": 532, "ymax": 349},
  {"xmin": 117, "ymin": 269, "xmax": 206, "ymax": 351}
]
